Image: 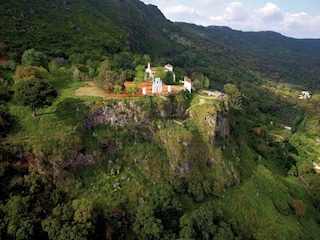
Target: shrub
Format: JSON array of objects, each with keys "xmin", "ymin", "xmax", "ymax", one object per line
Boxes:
[
  {"xmin": 292, "ymin": 199, "xmax": 307, "ymax": 218},
  {"xmin": 274, "ymin": 198, "xmax": 289, "ymax": 215}
]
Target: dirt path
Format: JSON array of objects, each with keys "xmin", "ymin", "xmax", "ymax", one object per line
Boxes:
[
  {"xmin": 75, "ymin": 81, "xmax": 184, "ymax": 99},
  {"xmin": 0, "ymin": 58, "xmax": 9, "ymax": 65},
  {"xmin": 75, "ymin": 81, "xmax": 107, "ymax": 98}
]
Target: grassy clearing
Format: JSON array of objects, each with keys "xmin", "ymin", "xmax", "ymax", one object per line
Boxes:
[{"xmin": 7, "ymin": 74, "xmax": 101, "ymax": 146}]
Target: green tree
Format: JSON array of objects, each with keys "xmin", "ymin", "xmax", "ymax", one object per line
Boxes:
[
  {"xmin": 120, "ymin": 69, "xmax": 135, "ymax": 82},
  {"xmin": 213, "ymin": 221, "xmax": 238, "ymax": 240},
  {"xmin": 97, "ymin": 58, "xmax": 110, "ymax": 73},
  {"xmin": 0, "ymin": 77, "xmax": 11, "ymax": 101},
  {"xmin": 292, "ymin": 199, "xmax": 307, "ymax": 218},
  {"xmin": 95, "ymin": 69, "xmax": 123, "ymax": 92},
  {"xmin": 180, "ymin": 207, "xmax": 219, "ymax": 240},
  {"xmin": 126, "ymin": 85, "xmax": 137, "ymax": 95},
  {"xmin": 192, "ymin": 72, "xmax": 209, "ymax": 89},
  {"xmin": 274, "ymin": 198, "xmax": 289, "ymax": 215},
  {"xmin": 133, "ymin": 203, "xmax": 164, "ymax": 240},
  {"xmin": 113, "ymin": 84, "xmax": 122, "ymax": 94},
  {"xmin": 86, "ymin": 59, "xmax": 100, "ymax": 78},
  {"xmin": 187, "ymin": 172, "xmax": 207, "ymax": 202},
  {"xmin": 223, "ymin": 83, "xmax": 243, "ymax": 107},
  {"xmin": 24, "ymin": 166, "xmax": 46, "ymax": 194},
  {"xmin": 180, "ymin": 206, "xmax": 238, "ymax": 240},
  {"xmin": 179, "ymin": 214, "xmax": 196, "ymax": 239},
  {"xmin": 22, "ymin": 48, "xmax": 48, "ymax": 68},
  {"xmin": 13, "ymin": 66, "xmax": 47, "ymax": 83},
  {"xmin": 154, "ymin": 67, "xmax": 166, "ymax": 80},
  {"xmin": 0, "ymin": 160, "xmax": 9, "ymax": 177},
  {"xmin": 42, "ymin": 199, "xmax": 97, "ymax": 240},
  {"xmin": 111, "ymin": 52, "xmax": 133, "ymax": 70},
  {"xmin": 149, "ymin": 181, "xmax": 182, "ymax": 236},
  {"xmin": 203, "ymin": 76, "xmax": 210, "ymax": 89},
  {"xmin": 68, "ymin": 53, "xmax": 85, "ymax": 65},
  {"xmin": 72, "ymin": 67, "xmax": 81, "ymax": 81},
  {"xmin": 48, "ymin": 60, "xmax": 59, "ymax": 73},
  {"xmin": 3, "ymin": 59, "xmax": 16, "ymax": 71},
  {"xmin": 0, "ymin": 103, "xmax": 12, "ymax": 139},
  {"xmin": 14, "ymin": 78, "xmax": 57, "ymax": 117},
  {"xmin": 193, "ymin": 79, "xmax": 202, "ymax": 90},
  {"xmin": 134, "ymin": 65, "xmax": 146, "ymax": 82},
  {"xmin": 162, "ymin": 71, "xmax": 174, "ymax": 84},
  {"xmin": 2, "ymin": 195, "xmax": 34, "ymax": 240},
  {"xmin": 0, "ymin": 42, "xmax": 8, "ymax": 56},
  {"xmin": 142, "ymin": 54, "xmax": 151, "ymax": 66}
]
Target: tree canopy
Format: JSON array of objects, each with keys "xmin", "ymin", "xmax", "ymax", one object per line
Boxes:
[
  {"xmin": 95, "ymin": 69, "xmax": 123, "ymax": 92},
  {"xmin": 13, "ymin": 66, "xmax": 47, "ymax": 83},
  {"xmin": 13, "ymin": 78, "xmax": 57, "ymax": 117},
  {"xmin": 42, "ymin": 199, "xmax": 97, "ymax": 240},
  {"xmin": 223, "ymin": 83, "xmax": 243, "ymax": 107},
  {"xmin": 21, "ymin": 48, "xmax": 48, "ymax": 68}
]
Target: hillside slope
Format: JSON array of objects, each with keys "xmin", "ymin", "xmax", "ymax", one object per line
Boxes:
[
  {"xmin": 170, "ymin": 23, "xmax": 320, "ymax": 89},
  {"xmin": 1, "ymin": 0, "xmax": 320, "ymax": 88},
  {"xmin": 0, "ymin": 0, "xmax": 179, "ymax": 57}
]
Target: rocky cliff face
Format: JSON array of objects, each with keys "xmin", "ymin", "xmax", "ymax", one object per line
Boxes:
[
  {"xmin": 215, "ymin": 112, "xmax": 230, "ymax": 138},
  {"xmin": 11, "ymin": 99, "xmax": 234, "ymax": 183},
  {"xmin": 87, "ymin": 102, "xmax": 144, "ymax": 129},
  {"xmin": 86, "ymin": 101, "xmax": 154, "ymax": 139},
  {"xmin": 84, "ymin": 100, "xmax": 233, "ymax": 179}
]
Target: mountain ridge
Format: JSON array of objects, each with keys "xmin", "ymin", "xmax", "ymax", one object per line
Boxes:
[{"xmin": 1, "ymin": 0, "xmax": 320, "ymax": 89}]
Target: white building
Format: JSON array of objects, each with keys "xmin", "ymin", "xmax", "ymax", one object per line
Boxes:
[
  {"xmin": 299, "ymin": 91, "xmax": 311, "ymax": 99},
  {"xmin": 146, "ymin": 63, "xmax": 176, "ymax": 82},
  {"xmin": 152, "ymin": 77, "xmax": 163, "ymax": 94},
  {"xmin": 183, "ymin": 76, "xmax": 192, "ymax": 93}
]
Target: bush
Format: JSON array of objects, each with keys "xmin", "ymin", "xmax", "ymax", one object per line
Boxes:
[
  {"xmin": 292, "ymin": 199, "xmax": 307, "ymax": 218},
  {"xmin": 13, "ymin": 66, "xmax": 47, "ymax": 83},
  {"xmin": 274, "ymin": 198, "xmax": 289, "ymax": 215}
]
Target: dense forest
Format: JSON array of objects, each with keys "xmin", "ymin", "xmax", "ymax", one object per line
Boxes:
[{"xmin": 1, "ymin": 0, "xmax": 320, "ymax": 239}]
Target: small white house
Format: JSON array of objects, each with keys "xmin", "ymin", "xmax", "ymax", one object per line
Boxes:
[
  {"xmin": 183, "ymin": 76, "xmax": 192, "ymax": 93},
  {"xmin": 299, "ymin": 91, "xmax": 311, "ymax": 99},
  {"xmin": 284, "ymin": 125, "xmax": 292, "ymax": 130},
  {"xmin": 313, "ymin": 162, "xmax": 320, "ymax": 170}
]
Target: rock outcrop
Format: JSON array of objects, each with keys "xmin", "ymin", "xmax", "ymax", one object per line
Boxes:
[
  {"xmin": 215, "ymin": 112, "xmax": 230, "ymax": 138},
  {"xmin": 86, "ymin": 102, "xmax": 148, "ymax": 129}
]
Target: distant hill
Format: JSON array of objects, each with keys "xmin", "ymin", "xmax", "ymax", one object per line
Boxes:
[
  {"xmin": 1, "ymin": 0, "xmax": 320, "ymax": 88},
  {"xmin": 172, "ymin": 23, "xmax": 320, "ymax": 88}
]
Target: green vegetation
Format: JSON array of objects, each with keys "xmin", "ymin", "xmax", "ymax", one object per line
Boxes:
[
  {"xmin": 13, "ymin": 78, "xmax": 57, "ymax": 117},
  {"xmin": 0, "ymin": 1, "xmax": 320, "ymax": 239}
]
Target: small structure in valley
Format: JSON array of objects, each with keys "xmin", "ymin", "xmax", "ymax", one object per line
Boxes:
[
  {"xmin": 299, "ymin": 91, "xmax": 311, "ymax": 99},
  {"xmin": 313, "ymin": 162, "xmax": 320, "ymax": 171}
]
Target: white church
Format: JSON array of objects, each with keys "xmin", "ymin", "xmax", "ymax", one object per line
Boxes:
[{"xmin": 144, "ymin": 63, "xmax": 192, "ymax": 95}]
